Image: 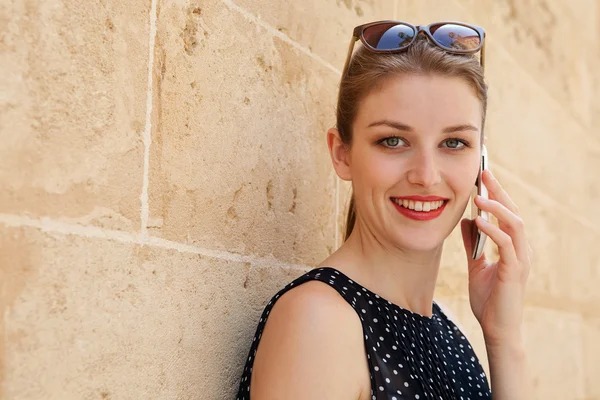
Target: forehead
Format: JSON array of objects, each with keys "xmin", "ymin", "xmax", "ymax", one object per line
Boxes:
[{"xmin": 355, "ymin": 74, "xmax": 483, "ymax": 131}]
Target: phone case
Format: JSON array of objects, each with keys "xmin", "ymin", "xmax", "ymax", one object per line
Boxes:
[{"xmin": 471, "ymin": 145, "xmax": 489, "ymax": 260}]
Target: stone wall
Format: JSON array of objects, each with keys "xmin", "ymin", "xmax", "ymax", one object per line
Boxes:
[{"xmin": 1, "ymin": 0, "xmax": 598, "ymax": 399}]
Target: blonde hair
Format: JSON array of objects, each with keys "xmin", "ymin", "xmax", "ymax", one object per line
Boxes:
[{"xmin": 337, "ymin": 39, "xmax": 488, "ymax": 241}]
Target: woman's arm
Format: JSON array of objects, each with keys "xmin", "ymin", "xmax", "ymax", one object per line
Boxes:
[
  {"xmin": 485, "ymin": 335, "xmax": 531, "ymax": 399},
  {"xmin": 250, "ymin": 281, "xmax": 370, "ymax": 400},
  {"xmin": 460, "ymin": 169, "xmax": 533, "ymax": 398}
]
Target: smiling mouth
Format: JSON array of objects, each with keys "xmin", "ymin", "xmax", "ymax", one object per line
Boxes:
[{"xmin": 391, "ymin": 198, "xmax": 448, "ymax": 212}]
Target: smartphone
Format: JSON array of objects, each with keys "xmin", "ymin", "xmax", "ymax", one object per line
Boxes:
[{"xmin": 471, "ymin": 145, "xmax": 489, "ymax": 260}]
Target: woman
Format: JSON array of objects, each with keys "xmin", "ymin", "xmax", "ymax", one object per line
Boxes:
[{"xmin": 237, "ymin": 21, "xmax": 531, "ymax": 399}]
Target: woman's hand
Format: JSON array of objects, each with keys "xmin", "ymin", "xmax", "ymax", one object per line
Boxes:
[{"xmin": 460, "ymin": 169, "xmax": 532, "ymax": 346}]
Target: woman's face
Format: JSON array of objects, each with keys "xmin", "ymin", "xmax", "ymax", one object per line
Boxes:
[{"xmin": 346, "ymin": 74, "xmax": 483, "ymax": 252}]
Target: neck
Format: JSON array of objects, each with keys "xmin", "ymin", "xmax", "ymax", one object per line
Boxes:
[{"xmin": 321, "ymin": 222, "xmax": 444, "ymax": 318}]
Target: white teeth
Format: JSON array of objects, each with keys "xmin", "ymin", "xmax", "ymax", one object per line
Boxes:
[{"xmin": 393, "ymin": 198, "xmax": 446, "ymax": 212}]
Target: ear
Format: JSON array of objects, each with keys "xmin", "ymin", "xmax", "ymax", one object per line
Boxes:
[{"xmin": 327, "ymin": 127, "xmax": 352, "ymax": 181}]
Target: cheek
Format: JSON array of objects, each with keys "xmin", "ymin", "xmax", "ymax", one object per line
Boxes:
[
  {"xmin": 355, "ymin": 150, "xmax": 404, "ymax": 188},
  {"xmin": 448, "ymin": 163, "xmax": 479, "ymax": 198}
]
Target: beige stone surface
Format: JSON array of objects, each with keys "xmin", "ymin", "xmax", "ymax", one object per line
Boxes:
[
  {"xmin": 593, "ymin": 51, "xmax": 600, "ymax": 139},
  {"xmin": 458, "ymin": 0, "xmax": 598, "ymax": 129},
  {"xmin": 582, "ymin": 316, "xmax": 600, "ymax": 398},
  {"xmin": 2, "ymin": 0, "xmax": 599, "ymax": 398},
  {"xmin": 492, "ymin": 167, "xmax": 600, "ymax": 312},
  {"xmin": 148, "ymin": 0, "xmax": 338, "ymax": 265},
  {"xmin": 0, "ymin": 0, "xmax": 149, "ymax": 231},
  {"xmin": 484, "ymin": 36, "xmax": 600, "ymax": 228},
  {"xmin": 522, "ymin": 307, "xmax": 585, "ymax": 399},
  {"xmin": 0, "ymin": 226, "xmax": 305, "ymax": 399},
  {"xmin": 231, "ymin": 0, "xmax": 396, "ymax": 69},
  {"xmin": 396, "ymin": 0, "xmax": 471, "ymax": 23}
]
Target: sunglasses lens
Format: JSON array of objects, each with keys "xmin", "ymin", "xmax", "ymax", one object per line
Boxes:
[
  {"xmin": 430, "ymin": 24, "xmax": 481, "ymax": 50},
  {"xmin": 362, "ymin": 23, "xmax": 415, "ymax": 50}
]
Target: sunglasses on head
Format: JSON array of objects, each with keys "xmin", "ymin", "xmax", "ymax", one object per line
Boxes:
[{"xmin": 342, "ymin": 20, "xmax": 486, "ymax": 76}]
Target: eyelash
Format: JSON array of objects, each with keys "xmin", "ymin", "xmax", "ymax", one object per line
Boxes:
[{"xmin": 377, "ymin": 136, "xmax": 471, "ymax": 150}]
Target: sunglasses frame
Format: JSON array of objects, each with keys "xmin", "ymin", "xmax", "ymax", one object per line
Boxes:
[{"xmin": 341, "ymin": 20, "xmax": 486, "ymax": 77}]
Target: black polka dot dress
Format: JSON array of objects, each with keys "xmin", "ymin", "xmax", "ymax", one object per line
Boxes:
[{"xmin": 236, "ymin": 267, "xmax": 492, "ymax": 399}]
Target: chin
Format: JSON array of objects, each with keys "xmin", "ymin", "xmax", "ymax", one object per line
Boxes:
[{"xmin": 392, "ymin": 232, "xmax": 445, "ymax": 253}]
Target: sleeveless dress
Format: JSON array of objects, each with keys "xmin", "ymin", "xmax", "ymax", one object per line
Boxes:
[{"xmin": 236, "ymin": 267, "xmax": 492, "ymax": 399}]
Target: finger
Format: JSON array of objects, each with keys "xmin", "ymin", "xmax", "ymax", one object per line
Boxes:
[
  {"xmin": 475, "ymin": 216, "xmax": 519, "ymax": 268},
  {"xmin": 482, "ymin": 170, "xmax": 520, "ymax": 215},
  {"xmin": 474, "ymin": 195, "xmax": 529, "ymax": 263}
]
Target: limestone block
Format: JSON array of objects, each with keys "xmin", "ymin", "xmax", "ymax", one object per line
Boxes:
[
  {"xmin": 484, "ymin": 37, "xmax": 600, "ymax": 227},
  {"xmin": 522, "ymin": 307, "xmax": 584, "ymax": 399},
  {"xmin": 0, "ymin": 226, "xmax": 306, "ymax": 399},
  {"xmin": 396, "ymin": 0, "xmax": 471, "ymax": 23},
  {"xmin": 592, "ymin": 61, "xmax": 600, "ymax": 139},
  {"xmin": 149, "ymin": 1, "xmax": 339, "ymax": 265},
  {"xmin": 459, "ymin": 0, "xmax": 598, "ymax": 128},
  {"xmin": 582, "ymin": 316, "xmax": 600, "ymax": 398},
  {"xmin": 555, "ymin": 217, "xmax": 600, "ymax": 309},
  {"xmin": 490, "ymin": 168, "xmax": 587, "ymax": 306},
  {"xmin": 0, "ymin": 0, "xmax": 149, "ymax": 231},
  {"xmin": 230, "ymin": 0, "xmax": 396, "ymax": 69}
]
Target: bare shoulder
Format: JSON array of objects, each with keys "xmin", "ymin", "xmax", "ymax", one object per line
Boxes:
[{"xmin": 251, "ymin": 280, "xmax": 370, "ymax": 400}]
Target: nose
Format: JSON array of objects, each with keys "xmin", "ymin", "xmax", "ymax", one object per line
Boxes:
[{"xmin": 406, "ymin": 150, "xmax": 442, "ymax": 187}]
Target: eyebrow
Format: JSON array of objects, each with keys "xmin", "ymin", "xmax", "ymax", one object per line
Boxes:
[{"xmin": 367, "ymin": 120, "xmax": 479, "ymax": 134}]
